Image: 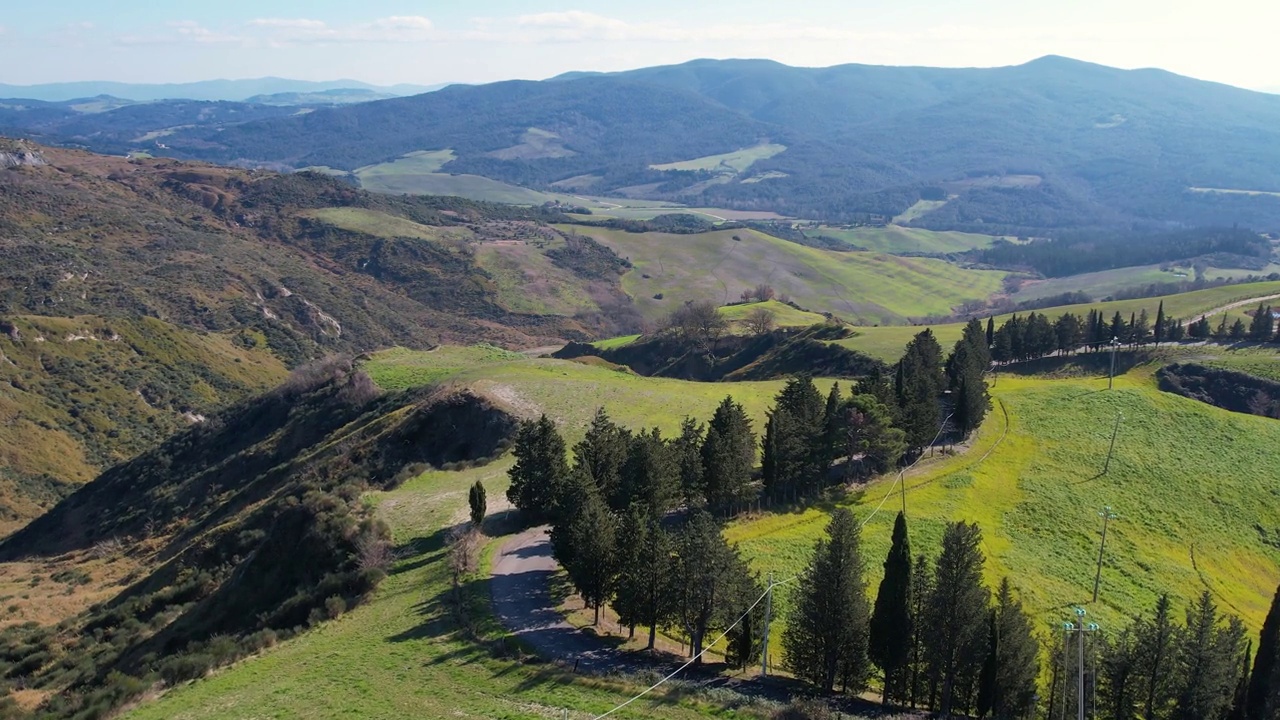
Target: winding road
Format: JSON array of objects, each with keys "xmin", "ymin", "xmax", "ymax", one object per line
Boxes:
[{"xmin": 491, "ymin": 526, "xmax": 628, "ymax": 673}]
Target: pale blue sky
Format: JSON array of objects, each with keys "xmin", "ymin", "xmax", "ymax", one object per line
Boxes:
[{"xmin": 0, "ymin": 0, "xmax": 1275, "ymax": 89}]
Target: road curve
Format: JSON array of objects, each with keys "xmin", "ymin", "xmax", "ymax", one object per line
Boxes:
[{"xmin": 490, "ymin": 525, "xmax": 625, "ymax": 672}]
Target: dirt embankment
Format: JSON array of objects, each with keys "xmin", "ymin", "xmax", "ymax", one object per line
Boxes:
[{"xmin": 1157, "ymin": 363, "xmax": 1280, "ymax": 418}]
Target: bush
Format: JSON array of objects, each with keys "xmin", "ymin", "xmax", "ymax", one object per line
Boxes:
[{"xmin": 324, "ymin": 595, "xmax": 347, "ymax": 619}]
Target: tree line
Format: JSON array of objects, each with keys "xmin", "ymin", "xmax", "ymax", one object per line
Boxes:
[{"xmin": 982, "ymin": 300, "xmax": 1280, "ymax": 365}]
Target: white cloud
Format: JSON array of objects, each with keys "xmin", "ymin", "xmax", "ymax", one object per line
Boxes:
[{"xmin": 114, "ymin": 16, "xmax": 436, "ymax": 47}]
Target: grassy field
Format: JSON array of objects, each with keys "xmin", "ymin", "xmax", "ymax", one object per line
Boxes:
[
  {"xmin": 474, "ymin": 242, "xmax": 603, "ymax": 316},
  {"xmin": 719, "ymin": 300, "xmax": 828, "ymax": 329},
  {"xmin": 892, "ymin": 199, "xmax": 949, "ymax": 224},
  {"xmin": 650, "ymin": 143, "xmax": 787, "ymax": 173},
  {"xmin": 806, "ymin": 225, "xmax": 1004, "ymax": 254},
  {"xmin": 726, "ymin": 368, "xmax": 1280, "ymax": 645},
  {"xmin": 838, "ymin": 280, "xmax": 1280, "ymax": 362},
  {"xmin": 123, "ymin": 350, "xmax": 827, "ymax": 719},
  {"xmin": 570, "ymin": 226, "xmax": 1008, "ymax": 326},
  {"xmin": 592, "ymin": 334, "xmax": 642, "ymax": 350},
  {"xmin": 300, "ymin": 207, "xmax": 473, "ymax": 246},
  {"xmin": 1013, "ymin": 265, "xmax": 1280, "ymax": 305}
]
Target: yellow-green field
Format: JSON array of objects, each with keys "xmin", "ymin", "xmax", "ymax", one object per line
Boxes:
[
  {"xmin": 1013, "ymin": 265, "xmax": 1280, "ymax": 305},
  {"xmin": 726, "ymin": 369, "xmax": 1280, "ymax": 643},
  {"xmin": 892, "ymin": 199, "xmax": 950, "ymax": 224},
  {"xmin": 300, "ymin": 207, "xmax": 473, "ymax": 246},
  {"xmin": 571, "ymin": 226, "xmax": 1009, "ymax": 326},
  {"xmin": 718, "ymin": 300, "xmax": 828, "ymax": 329},
  {"xmin": 806, "ymin": 224, "xmax": 1005, "ymax": 254},
  {"xmin": 649, "ymin": 143, "xmax": 787, "ymax": 173},
  {"xmin": 838, "ymin": 280, "xmax": 1280, "ymax": 362}
]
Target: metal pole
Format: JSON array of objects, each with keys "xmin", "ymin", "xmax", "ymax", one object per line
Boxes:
[
  {"xmin": 1060, "ymin": 627, "xmax": 1070, "ymax": 720},
  {"xmin": 1092, "ymin": 507, "xmax": 1118, "ymax": 603},
  {"xmin": 1102, "ymin": 414, "xmax": 1123, "ymax": 475},
  {"xmin": 1108, "ymin": 338, "xmax": 1118, "ymax": 389},
  {"xmin": 761, "ymin": 573, "xmax": 773, "ymax": 677},
  {"xmin": 1078, "ymin": 614, "xmax": 1086, "ymax": 720}
]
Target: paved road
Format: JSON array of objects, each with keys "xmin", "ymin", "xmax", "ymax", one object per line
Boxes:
[{"xmin": 491, "ymin": 526, "xmax": 627, "ymax": 673}]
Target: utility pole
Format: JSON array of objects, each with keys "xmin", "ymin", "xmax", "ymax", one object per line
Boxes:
[
  {"xmin": 1092, "ymin": 507, "xmax": 1119, "ymax": 603},
  {"xmin": 1062, "ymin": 608, "xmax": 1100, "ymax": 720},
  {"xmin": 760, "ymin": 573, "xmax": 773, "ymax": 677},
  {"xmin": 1102, "ymin": 413, "xmax": 1123, "ymax": 475},
  {"xmin": 1108, "ymin": 336, "xmax": 1121, "ymax": 389}
]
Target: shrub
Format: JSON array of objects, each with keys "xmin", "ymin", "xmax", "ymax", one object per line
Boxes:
[{"xmin": 324, "ymin": 596, "xmax": 347, "ymax": 620}]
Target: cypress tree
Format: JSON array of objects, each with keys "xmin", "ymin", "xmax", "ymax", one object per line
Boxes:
[
  {"xmin": 1138, "ymin": 594, "xmax": 1180, "ymax": 720},
  {"xmin": 1112, "ymin": 311, "xmax": 1128, "ymax": 343},
  {"xmin": 674, "ymin": 417, "xmax": 705, "ymax": 507},
  {"xmin": 987, "ymin": 578, "xmax": 1040, "ymax": 719},
  {"xmin": 669, "ymin": 511, "xmax": 757, "ymax": 664},
  {"xmin": 701, "ymin": 396, "xmax": 756, "ymax": 512},
  {"xmin": 468, "ymin": 480, "xmax": 486, "ymax": 527},
  {"xmin": 822, "ymin": 381, "xmax": 844, "ymax": 467},
  {"xmin": 1231, "ymin": 318, "xmax": 1249, "ymax": 339},
  {"xmin": 506, "ymin": 414, "xmax": 568, "ymax": 523},
  {"xmin": 573, "ymin": 408, "xmax": 631, "ymax": 510},
  {"xmin": 1228, "ymin": 642, "xmax": 1252, "ymax": 720},
  {"xmin": 613, "ymin": 506, "xmax": 674, "ymax": 647},
  {"xmin": 925, "ymin": 521, "xmax": 990, "ymax": 716},
  {"xmin": 869, "ymin": 511, "xmax": 914, "ymax": 705},
  {"xmin": 782, "ymin": 508, "xmax": 871, "ymax": 694},
  {"xmin": 842, "ymin": 395, "xmax": 907, "ymax": 477},
  {"xmin": 986, "ymin": 316, "xmax": 995, "ymax": 347},
  {"xmin": 1173, "ymin": 591, "xmax": 1247, "ymax": 720},
  {"xmin": 908, "ymin": 552, "xmax": 934, "ymax": 708},
  {"xmin": 976, "ymin": 611, "xmax": 999, "ymax": 719},
  {"xmin": 961, "ymin": 318, "xmax": 992, "ymax": 368},
  {"xmin": 1155, "ymin": 301, "xmax": 1166, "ymax": 346},
  {"xmin": 620, "ymin": 427, "xmax": 679, "ymax": 516},
  {"xmin": 559, "ymin": 480, "xmax": 617, "ymax": 625},
  {"xmin": 1099, "ymin": 625, "xmax": 1142, "ymax": 720},
  {"xmin": 1250, "ymin": 304, "xmax": 1274, "ymax": 341},
  {"xmin": 1246, "ymin": 583, "xmax": 1280, "ymax": 720},
  {"xmin": 726, "ymin": 603, "xmax": 764, "ymax": 670}
]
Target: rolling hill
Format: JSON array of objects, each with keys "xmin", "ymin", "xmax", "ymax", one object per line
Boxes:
[{"xmin": 13, "ymin": 57, "xmax": 1280, "ymax": 232}]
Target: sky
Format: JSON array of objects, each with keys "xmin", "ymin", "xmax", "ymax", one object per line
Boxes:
[{"xmin": 1, "ymin": 0, "xmax": 1277, "ymax": 90}]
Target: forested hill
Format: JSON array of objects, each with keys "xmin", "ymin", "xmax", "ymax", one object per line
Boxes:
[{"xmin": 20, "ymin": 55, "xmax": 1280, "ymax": 232}]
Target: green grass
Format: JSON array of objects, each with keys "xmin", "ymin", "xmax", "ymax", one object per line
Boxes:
[
  {"xmin": 649, "ymin": 143, "xmax": 787, "ymax": 173},
  {"xmin": 592, "ymin": 334, "xmax": 642, "ymax": 350},
  {"xmin": 726, "ymin": 370, "xmax": 1280, "ymax": 645},
  {"xmin": 1014, "ymin": 265, "xmax": 1280, "ymax": 305},
  {"xmin": 362, "ymin": 347, "xmax": 802, "ymax": 434},
  {"xmin": 474, "ymin": 242, "xmax": 602, "ymax": 316},
  {"xmin": 892, "ymin": 199, "xmax": 949, "ymax": 224},
  {"xmin": 719, "ymin": 300, "xmax": 828, "ymax": 329},
  {"xmin": 355, "ymin": 149, "xmax": 457, "ymax": 177},
  {"xmin": 838, "ymin": 280, "xmax": 1280, "ymax": 362},
  {"xmin": 125, "ymin": 460, "xmax": 763, "ymax": 720},
  {"xmin": 570, "ymin": 226, "xmax": 1009, "ymax": 326},
  {"xmin": 301, "ymin": 207, "xmax": 473, "ymax": 246},
  {"xmin": 807, "ymin": 225, "xmax": 1003, "ymax": 254},
  {"xmin": 124, "ymin": 348, "xmax": 827, "ymax": 718}
]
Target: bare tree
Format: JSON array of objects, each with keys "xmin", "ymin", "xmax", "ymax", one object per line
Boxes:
[
  {"xmin": 744, "ymin": 307, "xmax": 776, "ymax": 335},
  {"xmin": 753, "ymin": 284, "xmax": 777, "ymax": 302},
  {"xmin": 667, "ymin": 300, "xmax": 729, "ymax": 352}
]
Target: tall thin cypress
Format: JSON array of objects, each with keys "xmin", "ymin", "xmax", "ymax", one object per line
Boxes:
[
  {"xmin": 869, "ymin": 511, "xmax": 913, "ymax": 705},
  {"xmin": 1246, "ymin": 583, "xmax": 1280, "ymax": 720}
]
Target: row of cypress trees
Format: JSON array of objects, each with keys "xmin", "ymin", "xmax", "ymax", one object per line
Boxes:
[{"xmin": 784, "ymin": 510, "xmax": 1039, "ymax": 717}]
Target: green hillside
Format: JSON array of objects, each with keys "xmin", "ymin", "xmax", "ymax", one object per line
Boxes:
[
  {"xmin": 805, "ymin": 224, "xmax": 1005, "ymax": 254},
  {"xmin": 838, "ymin": 280, "xmax": 1280, "ymax": 362},
  {"xmin": 571, "ymin": 226, "xmax": 1009, "ymax": 325},
  {"xmin": 725, "ymin": 369, "xmax": 1280, "ymax": 643}
]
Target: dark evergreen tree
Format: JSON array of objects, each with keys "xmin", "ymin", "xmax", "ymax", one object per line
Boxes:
[
  {"xmin": 783, "ymin": 508, "xmax": 871, "ymax": 694},
  {"xmin": 613, "ymin": 506, "xmax": 674, "ymax": 647},
  {"xmin": 842, "ymin": 395, "xmax": 907, "ymax": 476},
  {"xmin": 1134, "ymin": 309, "xmax": 1152, "ymax": 345},
  {"xmin": 856, "ymin": 365, "xmax": 900, "ymax": 421},
  {"xmin": 925, "ymin": 521, "xmax": 990, "ymax": 716},
  {"xmin": 1228, "ymin": 643, "xmax": 1252, "ymax": 720},
  {"xmin": 1099, "ymin": 625, "xmax": 1142, "ymax": 720},
  {"xmin": 1190, "ymin": 315, "xmax": 1212, "ymax": 339},
  {"xmin": 559, "ymin": 480, "xmax": 617, "ymax": 625},
  {"xmin": 1055, "ymin": 312, "xmax": 1084, "ymax": 354},
  {"xmin": 1216, "ymin": 314, "xmax": 1232, "ymax": 339},
  {"xmin": 822, "ymin": 382, "xmax": 844, "ymax": 466},
  {"xmin": 669, "ymin": 511, "xmax": 758, "ymax": 664},
  {"xmin": 701, "ymin": 396, "xmax": 756, "ymax": 512},
  {"xmin": 954, "ymin": 367, "xmax": 991, "ymax": 438},
  {"xmin": 986, "ymin": 316, "xmax": 995, "ymax": 347},
  {"xmin": 984, "ymin": 578, "xmax": 1040, "ymax": 719},
  {"xmin": 1138, "ymin": 594, "xmax": 1181, "ymax": 720},
  {"xmin": 762, "ymin": 407, "xmax": 805, "ymax": 500},
  {"xmin": 1172, "ymin": 591, "xmax": 1247, "ymax": 720},
  {"xmin": 506, "ymin": 414, "xmax": 569, "ymax": 523},
  {"xmin": 1112, "ymin": 311, "xmax": 1129, "ymax": 344},
  {"xmin": 1155, "ymin": 301, "xmax": 1167, "ymax": 346},
  {"xmin": 896, "ymin": 330, "xmax": 945, "ymax": 451},
  {"xmin": 1231, "ymin": 318, "xmax": 1249, "ymax": 340},
  {"xmin": 869, "ymin": 511, "xmax": 913, "ymax": 705},
  {"xmin": 468, "ymin": 480, "xmax": 486, "ymax": 527},
  {"xmin": 1250, "ymin": 304, "xmax": 1274, "ymax": 341},
  {"xmin": 620, "ymin": 427, "xmax": 679, "ymax": 516},
  {"xmin": 908, "ymin": 552, "xmax": 934, "ymax": 708},
  {"xmin": 726, "ymin": 603, "xmax": 765, "ymax": 671},
  {"xmin": 961, "ymin": 318, "xmax": 993, "ymax": 368},
  {"xmin": 1246, "ymin": 583, "xmax": 1280, "ymax": 720},
  {"xmin": 674, "ymin": 417, "xmax": 706, "ymax": 507},
  {"xmin": 573, "ymin": 408, "xmax": 631, "ymax": 510}
]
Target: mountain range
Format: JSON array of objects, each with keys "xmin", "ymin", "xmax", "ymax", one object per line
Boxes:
[{"xmin": 0, "ymin": 78, "xmax": 444, "ymax": 103}]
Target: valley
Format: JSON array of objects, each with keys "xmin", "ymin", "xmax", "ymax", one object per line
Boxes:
[{"xmin": 5, "ymin": 45, "xmax": 1280, "ymax": 720}]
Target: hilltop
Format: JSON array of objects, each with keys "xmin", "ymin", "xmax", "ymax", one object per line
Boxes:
[{"xmin": 10, "ymin": 57, "xmax": 1280, "ymax": 232}]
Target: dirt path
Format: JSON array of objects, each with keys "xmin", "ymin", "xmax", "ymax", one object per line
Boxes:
[
  {"xmin": 491, "ymin": 526, "xmax": 630, "ymax": 673},
  {"xmin": 1195, "ymin": 292, "xmax": 1280, "ymax": 319}
]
